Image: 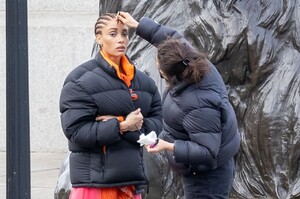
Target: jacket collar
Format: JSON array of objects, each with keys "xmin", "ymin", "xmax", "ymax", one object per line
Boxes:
[
  {"xmin": 94, "ymin": 51, "xmax": 136, "ymax": 81},
  {"xmin": 170, "ymin": 81, "xmax": 192, "ymax": 97}
]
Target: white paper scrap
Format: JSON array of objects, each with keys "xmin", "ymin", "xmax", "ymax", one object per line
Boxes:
[{"xmin": 137, "ymin": 131, "xmax": 157, "ymax": 146}]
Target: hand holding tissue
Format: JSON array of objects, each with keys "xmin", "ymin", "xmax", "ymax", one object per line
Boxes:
[{"xmin": 137, "ymin": 131, "xmax": 159, "ymax": 148}]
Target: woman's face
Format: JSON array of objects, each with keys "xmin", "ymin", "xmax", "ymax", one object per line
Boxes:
[
  {"xmin": 156, "ymin": 56, "xmax": 168, "ymax": 80},
  {"xmin": 96, "ymin": 18, "xmax": 129, "ymax": 59}
]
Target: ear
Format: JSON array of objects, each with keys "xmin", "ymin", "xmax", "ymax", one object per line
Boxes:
[{"xmin": 95, "ymin": 34, "xmax": 102, "ymax": 45}]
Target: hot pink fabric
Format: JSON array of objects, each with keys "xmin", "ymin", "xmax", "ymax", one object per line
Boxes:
[{"xmin": 69, "ymin": 187, "xmax": 142, "ymax": 199}]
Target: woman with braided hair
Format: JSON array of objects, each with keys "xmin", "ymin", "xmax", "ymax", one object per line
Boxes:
[
  {"xmin": 59, "ymin": 13, "xmax": 162, "ymax": 199},
  {"xmin": 118, "ymin": 12, "xmax": 240, "ymax": 199}
]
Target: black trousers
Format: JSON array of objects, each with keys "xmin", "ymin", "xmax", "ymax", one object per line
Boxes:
[{"xmin": 182, "ymin": 158, "xmax": 235, "ymax": 199}]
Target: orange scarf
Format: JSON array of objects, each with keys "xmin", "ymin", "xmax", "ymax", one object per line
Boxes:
[{"xmin": 100, "ymin": 50, "xmax": 134, "ymax": 87}]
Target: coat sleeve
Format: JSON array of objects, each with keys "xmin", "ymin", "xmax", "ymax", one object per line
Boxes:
[
  {"xmin": 173, "ymin": 107, "xmax": 222, "ymax": 170},
  {"xmin": 142, "ymin": 85, "xmax": 163, "ymax": 135},
  {"xmin": 136, "ymin": 17, "xmax": 182, "ymax": 46},
  {"xmin": 59, "ymin": 81, "xmax": 121, "ymax": 148}
]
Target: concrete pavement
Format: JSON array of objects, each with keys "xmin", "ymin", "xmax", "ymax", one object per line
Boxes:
[{"xmin": 0, "ymin": 151, "xmax": 68, "ymax": 199}]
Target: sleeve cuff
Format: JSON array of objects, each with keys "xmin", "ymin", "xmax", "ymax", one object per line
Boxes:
[
  {"xmin": 117, "ymin": 116, "xmax": 125, "ymax": 122},
  {"xmin": 173, "ymin": 140, "xmax": 189, "ymax": 163}
]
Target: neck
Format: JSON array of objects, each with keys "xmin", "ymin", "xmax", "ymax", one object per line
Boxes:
[
  {"xmin": 109, "ymin": 56, "xmax": 121, "ymax": 66},
  {"xmin": 101, "ymin": 50, "xmax": 121, "ymax": 66}
]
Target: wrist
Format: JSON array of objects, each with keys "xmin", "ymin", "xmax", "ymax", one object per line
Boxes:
[
  {"xmin": 167, "ymin": 143, "xmax": 174, "ymax": 152},
  {"xmin": 133, "ymin": 21, "xmax": 139, "ymax": 29},
  {"xmin": 119, "ymin": 121, "xmax": 128, "ymax": 133}
]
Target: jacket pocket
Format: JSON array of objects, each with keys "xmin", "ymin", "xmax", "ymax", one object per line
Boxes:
[
  {"xmin": 164, "ymin": 150, "xmax": 189, "ymax": 175},
  {"xmin": 102, "ymin": 140, "xmax": 146, "ymax": 184}
]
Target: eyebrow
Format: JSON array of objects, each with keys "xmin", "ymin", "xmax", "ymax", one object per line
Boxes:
[
  {"xmin": 108, "ymin": 27, "xmax": 128, "ymax": 32},
  {"xmin": 108, "ymin": 28, "xmax": 117, "ymax": 31}
]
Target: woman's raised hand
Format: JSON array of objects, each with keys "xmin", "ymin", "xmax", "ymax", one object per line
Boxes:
[{"xmin": 117, "ymin": 11, "xmax": 139, "ymax": 29}]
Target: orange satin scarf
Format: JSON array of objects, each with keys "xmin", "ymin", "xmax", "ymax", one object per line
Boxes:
[{"xmin": 100, "ymin": 51, "xmax": 134, "ymax": 87}]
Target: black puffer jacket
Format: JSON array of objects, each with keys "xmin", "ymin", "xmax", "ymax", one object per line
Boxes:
[
  {"xmin": 136, "ymin": 17, "xmax": 240, "ymax": 174},
  {"xmin": 59, "ymin": 52, "xmax": 162, "ymax": 187}
]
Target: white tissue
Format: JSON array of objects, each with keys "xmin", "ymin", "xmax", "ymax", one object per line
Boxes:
[{"xmin": 137, "ymin": 131, "xmax": 157, "ymax": 146}]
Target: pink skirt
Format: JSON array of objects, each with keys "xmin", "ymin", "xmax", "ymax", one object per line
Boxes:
[{"xmin": 69, "ymin": 187, "xmax": 142, "ymax": 199}]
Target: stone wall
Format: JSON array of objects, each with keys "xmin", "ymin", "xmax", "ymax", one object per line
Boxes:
[{"xmin": 0, "ymin": 0, "xmax": 99, "ymax": 152}]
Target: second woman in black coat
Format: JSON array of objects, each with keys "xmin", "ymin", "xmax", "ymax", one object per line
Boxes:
[{"xmin": 118, "ymin": 12, "xmax": 240, "ymax": 199}]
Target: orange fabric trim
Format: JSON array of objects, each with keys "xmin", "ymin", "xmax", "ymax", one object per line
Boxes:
[
  {"xmin": 117, "ymin": 116, "xmax": 125, "ymax": 135},
  {"xmin": 103, "ymin": 146, "xmax": 106, "ymax": 155},
  {"xmin": 117, "ymin": 116, "xmax": 125, "ymax": 122},
  {"xmin": 100, "ymin": 51, "xmax": 134, "ymax": 87},
  {"xmin": 100, "ymin": 186, "xmax": 136, "ymax": 199},
  {"xmin": 129, "ymin": 89, "xmax": 138, "ymax": 100}
]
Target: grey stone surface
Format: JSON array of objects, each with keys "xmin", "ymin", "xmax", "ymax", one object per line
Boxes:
[
  {"xmin": 0, "ymin": 0, "xmax": 99, "ymax": 152},
  {"xmin": 0, "ymin": 152, "xmax": 67, "ymax": 199}
]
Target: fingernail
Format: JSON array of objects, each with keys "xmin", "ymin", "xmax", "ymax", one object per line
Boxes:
[{"xmin": 150, "ymin": 139, "xmax": 159, "ymax": 148}]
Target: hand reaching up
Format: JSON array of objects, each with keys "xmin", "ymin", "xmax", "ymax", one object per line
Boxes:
[{"xmin": 117, "ymin": 11, "xmax": 139, "ymax": 29}]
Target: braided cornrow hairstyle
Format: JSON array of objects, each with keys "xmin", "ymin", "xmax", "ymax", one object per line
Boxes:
[{"xmin": 94, "ymin": 13, "xmax": 117, "ymax": 35}]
